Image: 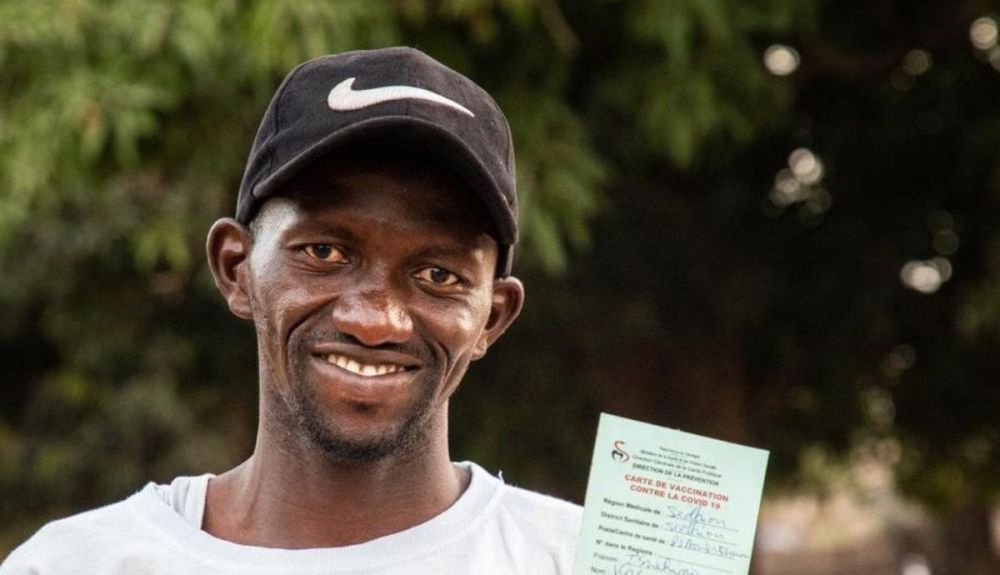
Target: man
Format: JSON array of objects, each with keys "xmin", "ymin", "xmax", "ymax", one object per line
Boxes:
[{"xmin": 2, "ymin": 47, "xmax": 581, "ymax": 573}]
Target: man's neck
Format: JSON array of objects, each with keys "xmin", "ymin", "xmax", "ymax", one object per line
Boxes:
[{"xmin": 202, "ymin": 420, "xmax": 469, "ymax": 549}]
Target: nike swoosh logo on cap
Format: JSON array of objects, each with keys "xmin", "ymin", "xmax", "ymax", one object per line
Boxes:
[{"xmin": 326, "ymin": 78, "xmax": 475, "ymax": 117}]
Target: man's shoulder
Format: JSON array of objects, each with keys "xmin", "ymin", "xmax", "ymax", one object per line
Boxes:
[
  {"xmin": 469, "ymin": 473, "xmax": 582, "ymax": 572},
  {"xmin": 498, "ymin": 481, "xmax": 583, "ymax": 521},
  {"xmin": 493, "ymin": 477, "xmax": 583, "ymax": 542},
  {"xmin": 2, "ymin": 497, "xmax": 140, "ymax": 570}
]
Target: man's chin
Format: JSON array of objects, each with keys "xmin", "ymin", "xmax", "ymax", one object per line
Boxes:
[
  {"xmin": 312, "ymin": 436, "xmax": 404, "ymax": 464},
  {"xmin": 286, "ymin": 366, "xmax": 441, "ymax": 464},
  {"xmin": 296, "ymin": 409, "xmax": 429, "ymax": 465}
]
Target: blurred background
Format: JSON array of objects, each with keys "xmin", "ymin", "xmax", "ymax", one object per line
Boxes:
[{"xmin": 1, "ymin": 1, "xmax": 998, "ymax": 573}]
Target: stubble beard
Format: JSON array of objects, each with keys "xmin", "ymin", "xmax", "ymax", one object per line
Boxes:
[
  {"xmin": 293, "ymin": 372, "xmax": 438, "ymax": 464},
  {"xmin": 278, "ymin": 337, "xmax": 443, "ymax": 465}
]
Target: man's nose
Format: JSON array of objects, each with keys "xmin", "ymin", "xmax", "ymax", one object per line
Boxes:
[{"xmin": 331, "ymin": 288, "xmax": 414, "ymax": 346}]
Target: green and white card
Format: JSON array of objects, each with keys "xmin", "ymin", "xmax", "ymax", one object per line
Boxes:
[{"xmin": 573, "ymin": 413, "xmax": 769, "ymax": 575}]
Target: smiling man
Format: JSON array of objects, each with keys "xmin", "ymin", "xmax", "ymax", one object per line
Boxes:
[{"xmin": 2, "ymin": 47, "xmax": 581, "ymax": 574}]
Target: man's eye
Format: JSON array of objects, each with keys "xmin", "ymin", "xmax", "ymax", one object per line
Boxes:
[
  {"xmin": 303, "ymin": 244, "xmax": 346, "ymax": 263},
  {"xmin": 415, "ymin": 267, "xmax": 461, "ymax": 287}
]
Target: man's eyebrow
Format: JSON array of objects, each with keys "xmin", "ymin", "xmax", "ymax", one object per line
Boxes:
[
  {"xmin": 280, "ymin": 221, "xmax": 359, "ymax": 242},
  {"xmin": 411, "ymin": 243, "xmax": 491, "ymax": 264}
]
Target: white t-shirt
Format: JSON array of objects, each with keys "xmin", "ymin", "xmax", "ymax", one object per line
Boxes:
[{"xmin": 1, "ymin": 462, "xmax": 582, "ymax": 574}]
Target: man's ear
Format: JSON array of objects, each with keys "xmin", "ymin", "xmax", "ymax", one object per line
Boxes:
[
  {"xmin": 472, "ymin": 276, "xmax": 525, "ymax": 360},
  {"xmin": 206, "ymin": 218, "xmax": 254, "ymax": 320}
]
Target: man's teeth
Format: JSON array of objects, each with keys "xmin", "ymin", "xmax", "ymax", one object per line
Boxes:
[{"xmin": 325, "ymin": 354, "xmax": 405, "ymax": 377}]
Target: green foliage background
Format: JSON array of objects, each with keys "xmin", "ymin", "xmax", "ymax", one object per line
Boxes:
[{"xmin": 1, "ymin": 0, "xmax": 998, "ymax": 567}]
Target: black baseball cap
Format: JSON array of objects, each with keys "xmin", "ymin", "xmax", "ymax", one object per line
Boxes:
[{"xmin": 235, "ymin": 47, "xmax": 518, "ymax": 276}]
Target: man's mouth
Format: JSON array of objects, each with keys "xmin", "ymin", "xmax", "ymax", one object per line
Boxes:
[{"xmin": 323, "ymin": 353, "xmax": 408, "ymax": 378}]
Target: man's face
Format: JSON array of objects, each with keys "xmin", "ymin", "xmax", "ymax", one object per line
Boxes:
[{"xmin": 224, "ymin": 152, "xmax": 521, "ymax": 463}]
